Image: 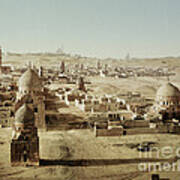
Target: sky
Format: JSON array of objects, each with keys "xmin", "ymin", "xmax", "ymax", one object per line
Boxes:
[{"xmin": 0, "ymin": 0, "xmax": 180, "ymax": 59}]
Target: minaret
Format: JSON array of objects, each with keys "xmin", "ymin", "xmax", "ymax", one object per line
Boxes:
[
  {"xmin": 0, "ymin": 46, "xmax": 2, "ymax": 74},
  {"xmin": 60, "ymin": 61, "xmax": 65, "ymax": 73},
  {"xmin": 97, "ymin": 60, "xmax": 101, "ymax": 69},
  {"xmin": 0, "ymin": 46, "xmax": 2, "ymax": 66},
  {"xmin": 78, "ymin": 77, "xmax": 86, "ymax": 91},
  {"xmin": 125, "ymin": 53, "xmax": 130, "ymax": 61},
  {"xmin": 81, "ymin": 64, "xmax": 84, "ymax": 71},
  {"xmin": 105, "ymin": 64, "xmax": 108, "ymax": 71},
  {"xmin": 38, "ymin": 66, "xmax": 43, "ymax": 77}
]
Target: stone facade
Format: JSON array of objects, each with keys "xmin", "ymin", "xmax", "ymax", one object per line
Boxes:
[
  {"xmin": 15, "ymin": 68, "xmax": 46, "ymax": 130},
  {"xmin": 11, "ymin": 104, "xmax": 39, "ymax": 166}
]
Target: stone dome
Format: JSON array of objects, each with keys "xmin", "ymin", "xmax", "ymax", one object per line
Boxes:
[
  {"xmin": 156, "ymin": 82, "xmax": 180, "ymax": 98},
  {"xmin": 19, "ymin": 68, "xmax": 42, "ymax": 92},
  {"xmin": 15, "ymin": 104, "xmax": 34, "ymax": 124}
]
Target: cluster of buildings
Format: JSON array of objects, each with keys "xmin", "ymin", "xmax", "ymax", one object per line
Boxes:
[
  {"xmin": 93, "ymin": 82, "xmax": 180, "ymax": 137},
  {"xmin": 0, "ymin": 47, "xmax": 179, "ymax": 167},
  {"xmin": 66, "ymin": 60, "xmax": 175, "ymax": 79}
]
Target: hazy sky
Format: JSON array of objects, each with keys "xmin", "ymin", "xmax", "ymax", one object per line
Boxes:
[{"xmin": 0, "ymin": 0, "xmax": 180, "ymax": 58}]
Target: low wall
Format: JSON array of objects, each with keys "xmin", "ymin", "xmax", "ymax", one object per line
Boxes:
[
  {"xmin": 125, "ymin": 128, "xmax": 158, "ymax": 135},
  {"xmin": 157, "ymin": 124, "xmax": 174, "ymax": 133},
  {"xmin": 95, "ymin": 128, "xmax": 123, "ymax": 137},
  {"xmin": 47, "ymin": 123, "xmax": 88, "ymax": 131},
  {"xmin": 123, "ymin": 120, "xmax": 149, "ymax": 128}
]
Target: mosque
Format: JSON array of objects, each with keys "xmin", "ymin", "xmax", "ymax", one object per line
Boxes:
[
  {"xmin": 11, "ymin": 104, "xmax": 39, "ymax": 166},
  {"xmin": 15, "ymin": 68, "xmax": 46, "ymax": 129},
  {"xmin": 155, "ymin": 82, "xmax": 180, "ymax": 121},
  {"xmin": 11, "ymin": 68, "xmax": 46, "ymax": 166}
]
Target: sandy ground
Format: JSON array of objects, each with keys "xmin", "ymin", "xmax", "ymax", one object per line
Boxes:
[{"xmin": 1, "ymin": 128, "xmax": 180, "ymax": 179}]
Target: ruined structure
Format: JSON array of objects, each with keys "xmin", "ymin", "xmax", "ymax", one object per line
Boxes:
[{"xmin": 11, "ymin": 104, "xmax": 39, "ymax": 166}]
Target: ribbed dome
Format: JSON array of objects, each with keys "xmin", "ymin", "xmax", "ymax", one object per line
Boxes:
[
  {"xmin": 156, "ymin": 82, "xmax": 180, "ymax": 97},
  {"xmin": 19, "ymin": 68, "xmax": 42, "ymax": 91},
  {"xmin": 15, "ymin": 104, "xmax": 34, "ymax": 124}
]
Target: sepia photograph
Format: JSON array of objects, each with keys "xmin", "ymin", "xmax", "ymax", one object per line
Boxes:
[{"xmin": 0, "ymin": 0, "xmax": 180, "ymax": 179}]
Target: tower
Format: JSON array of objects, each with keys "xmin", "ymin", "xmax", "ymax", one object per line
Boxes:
[
  {"xmin": 97, "ymin": 60, "xmax": 101, "ymax": 69},
  {"xmin": 0, "ymin": 46, "xmax": 2, "ymax": 74},
  {"xmin": 0, "ymin": 46, "xmax": 2, "ymax": 66},
  {"xmin": 38, "ymin": 66, "xmax": 43, "ymax": 77},
  {"xmin": 60, "ymin": 61, "xmax": 65, "ymax": 73},
  {"xmin": 125, "ymin": 53, "xmax": 130, "ymax": 61},
  {"xmin": 81, "ymin": 64, "xmax": 84, "ymax": 71},
  {"xmin": 78, "ymin": 77, "xmax": 86, "ymax": 91},
  {"xmin": 105, "ymin": 64, "xmax": 108, "ymax": 71},
  {"xmin": 11, "ymin": 104, "xmax": 39, "ymax": 166}
]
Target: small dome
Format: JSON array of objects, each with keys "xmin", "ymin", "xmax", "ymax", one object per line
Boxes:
[
  {"xmin": 156, "ymin": 82, "xmax": 180, "ymax": 98},
  {"xmin": 15, "ymin": 104, "xmax": 34, "ymax": 124},
  {"xmin": 19, "ymin": 68, "xmax": 42, "ymax": 92}
]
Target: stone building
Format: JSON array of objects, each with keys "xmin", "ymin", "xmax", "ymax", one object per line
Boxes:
[
  {"xmin": 15, "ymin": 68, "xmax": 46, "ymax": 129},
  {"xmin": 75, "ymin": 95, "xmax": 127, "ymax": 113},
  {"xmin": 11, "ymin": 104, "xmax": 39, "ymax": 166},
  {"xmin": 155, "ymin": 82, "xmax": 180, "ymax": 121}
]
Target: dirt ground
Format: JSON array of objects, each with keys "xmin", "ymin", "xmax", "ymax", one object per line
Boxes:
[{"xmin": 1, "ymin": 128, "xmax": 180, "ymax": 179}]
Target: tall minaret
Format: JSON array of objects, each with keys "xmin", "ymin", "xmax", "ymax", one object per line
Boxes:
[
  {"xmin": 0, "ymin": 46, "xmax": 2, "ymax": 74},
  {"xmin": 80, "ymin": 63, "xmax": 84, "ymax": 71},
  {"xmin": 97, "ymin": 60, "xmax": 101, "ymax": 69},
  {"xmin": 38, "ymin": 66, "xmax": 43, "ymax": 77},
  {"xmin": 78, "ymin": 76, "xmax": 86, "ymax": 92},
  {"xmin": 60, "ymin": 61, "xmax": 65, "ymax": 73},
  {"xmin": 0, "ymin": 46, "xmax": 2, "ymax": 66}
]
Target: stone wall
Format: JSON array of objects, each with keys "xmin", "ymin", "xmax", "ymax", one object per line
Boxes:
[{"xmin": 95, "ymin": 128, "xmax": 123, "ymax": 137}]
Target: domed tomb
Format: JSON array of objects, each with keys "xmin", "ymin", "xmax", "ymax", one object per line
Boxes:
[
  {"xmin": 156, "ymin": 82, "xmax": 180, "ymax": 120},
  {"xmin": 18, "ymin": 68, "xmax": 42, "ymax": 93},
  {"xmin": 14, "ymin": 103, "xmax": 34, "ymax": 125},
  {"xmin": 156, "ymin": 82, "xmax": 180, "ymax": 103},
  {"xmin": 11, "ymin": 103, "xmax": 39, "ymax": 166}
]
